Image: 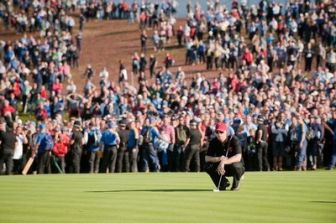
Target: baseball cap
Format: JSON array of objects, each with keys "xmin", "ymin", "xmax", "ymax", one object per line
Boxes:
[
  {"xmin": 257, "ymin": 115, "xmax": 264, "ymax": 123},
  {"xmin": 215, "ymin": 122, "xmax": 227, "ymax": 132},
  {"xmin": 119, "ymin": 120, "xmax": 127, "ymax": 127},
  {"xmin": 38, "ymin": 123, "xmax": 46, "ymax": 129}
]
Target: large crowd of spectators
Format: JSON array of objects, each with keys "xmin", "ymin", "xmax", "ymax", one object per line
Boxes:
[{"xmin": 0, "ymin": 0, "xmax": 335, "ymax": 175}]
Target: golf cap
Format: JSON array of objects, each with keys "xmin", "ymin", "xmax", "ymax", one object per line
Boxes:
[
  {"xmin": 215, "ymin": 122, "xmax": 227, "ymax": 132},
  {"xmin": 190, "ymin": 119, "xmax": 197, "ymax": 125},
  {"xmin": 119, "ymin": 120, "xmax": 127, "ymax": 127},
  {"xmin": 38, "ymin": 123, "xmax": 46, "ymax": 129},
  {"xmin": 73, "ymin": 124, "xmax": 81, "ymax": 129},
  {"xmin": 257, "ymin": 115, "xmax": 264, "ymax": 123}
]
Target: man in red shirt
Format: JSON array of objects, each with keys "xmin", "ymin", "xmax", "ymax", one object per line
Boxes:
[{"xmin": 52, "ymin": 128, "xmax": 69, "ymax": 173}]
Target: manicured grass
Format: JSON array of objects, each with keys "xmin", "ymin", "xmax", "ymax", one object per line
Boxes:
[{"xmin": 0, "ymin": 171, "xmax": 335, "ymax": 223}]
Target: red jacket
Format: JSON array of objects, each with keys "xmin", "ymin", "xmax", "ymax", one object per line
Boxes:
[
  {"xmin": 52, "ymin": 134, "xmax": 70, "ymax": 157},
  {"xmin": 52, "ymin": 142, "xmax": 68, "ymax": 157}
]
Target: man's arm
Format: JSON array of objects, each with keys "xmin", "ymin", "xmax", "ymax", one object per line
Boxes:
[
  {"xmin": 221, "ymin": 154, "xmax": 242, "ymax": 165},
  {"xmin": 205, "ymin": 155, "xmax": 227, "ymax": 163},
  {"xmin": 257, "ymin": 129, "xmax": 263, "ymax": 142}
]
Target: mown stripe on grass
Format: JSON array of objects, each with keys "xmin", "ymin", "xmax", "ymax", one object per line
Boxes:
[{"xmin": 0, "ymin": 172, "xmax": 335, "ymax": 223}]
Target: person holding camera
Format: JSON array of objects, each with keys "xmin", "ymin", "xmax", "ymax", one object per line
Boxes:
[{"xmin": 271, "ymin": 117, "xmax": 288, "ymax": 171}]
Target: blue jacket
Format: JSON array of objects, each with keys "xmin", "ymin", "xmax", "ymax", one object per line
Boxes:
[
  {"xmin": 35, "ymin": 133, "xmax": 54, "ymax": 154},
  {"xmin": 101, "ymin": 130, "xmax": 119, "ymax": 147}
]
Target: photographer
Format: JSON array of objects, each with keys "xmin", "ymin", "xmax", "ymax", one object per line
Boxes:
[{"xmin": 271, "ymin": 117, "xmax": 288, "ymax": 171}]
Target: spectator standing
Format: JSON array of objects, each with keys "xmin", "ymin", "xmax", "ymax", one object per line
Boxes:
[
  {"xmin": 0, "ymin": 123, "xmax": 17, "ymax": 175},
  {"xmin": 127, "ymin": 119, "xmax": 139, "ymax": 172},
  {"xmin": 68, "ymin": 123, "xmax": 83, "ymax": 173},
  {"xmin": 12, "ymin": 124, "xmax": 28, "ymax": 174},
  {"xmin": 33, "ymin": 124, "xmax": 54, "ymax": 174},
  {"xmin": 117, "ymin": 121, "xmax": 129, "ymax": 172},
  {"xmin": 255, "ymin": 116, "xmax": 270, "ymax": 171},
  {"xmin": 85, "ymin": 121, "xmax": 102, "ymax": 173},
  {"xmin": 307, "ymin": 116, "xmax": 323, "ymax": 170},
  {"xmin": 184, "ymin": 119, "xmax": 202, "ymax": 172},
  {"xmin": 149, "ymin": 54, "xmax": 157, "ymax": 78},
  {"xmin": 158, "ymin": 115, "xmax": 175, "ymax": 171},
  {"xmin": 174, "ymin": 115, "xmax": 190, "ymax": 171},
  {"xmin": 52, "ymin": 127, "xmax": 69, "ymax": 173},
  {"xmin": 271, "ymin": 118, "xmax": 288, "ymax": 171},
  {"xmin": 139, "ymin": 116, "xmax": 161, "ymax": 172},
  {"xmin": 140, "ymin": 30, "xmax": 148, "ymax": 52},
  {"xmin": 295, "ymin": 115, "xmax": 308, "ymax": 171},
  {"xmin": 101, "ymin": 122, "xmax": 120, "ymax": 173}
]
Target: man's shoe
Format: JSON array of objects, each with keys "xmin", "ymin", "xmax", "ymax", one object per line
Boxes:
[
  {"xmin": 231, "ymin": 179, "xmax": 240, "ymax": 191},
  {"xmin": 219, "ymin": 180, "xmax": 230, "ymax": 191}
]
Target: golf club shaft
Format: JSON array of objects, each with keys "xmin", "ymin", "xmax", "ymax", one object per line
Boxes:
[
  {"xmin": 217, "ymin": 174, "xmax": 223, "ymax": 190},
  {"xmin": 216, "ymin": 146, "xmax": 230, "ymax": 190}
]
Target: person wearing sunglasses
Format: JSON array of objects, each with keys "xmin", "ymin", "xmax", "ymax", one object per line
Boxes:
[{"xmin": 205, "ymin": 122, "xmax": 245, "ymax": 191}]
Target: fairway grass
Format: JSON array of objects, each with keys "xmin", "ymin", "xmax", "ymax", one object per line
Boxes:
[{"xmin": 0, "ymin": 171, "xmax": 335, "ymax": 223}]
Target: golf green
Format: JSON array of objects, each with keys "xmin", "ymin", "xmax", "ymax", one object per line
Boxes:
[{"xmin": 0, "ymin": 171, "xmax": 335, "ymax": 223}]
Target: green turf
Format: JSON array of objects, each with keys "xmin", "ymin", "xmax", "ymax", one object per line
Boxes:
[{"xmin": 0, "ymin": 171, "xmax": 335, "ymax": 223}]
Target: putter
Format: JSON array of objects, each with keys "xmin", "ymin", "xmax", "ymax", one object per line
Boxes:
[
  {"xmin": 213, "ymin": 142, "xmax": 231, "ymax": 192},
  {"xmin": 213, "ymin": 174, "xmax": 223, "ymax": 192}
]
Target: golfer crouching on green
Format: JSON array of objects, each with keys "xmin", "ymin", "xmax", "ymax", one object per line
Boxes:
[{"xmin": 205, "ymin": 122, "xmax": 245, "ymax": 191}]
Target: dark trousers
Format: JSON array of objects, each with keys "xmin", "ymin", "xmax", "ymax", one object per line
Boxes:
[
  {"xmin": 173, "ymin": 144, "xmax": 185, "ymax": 172},
  {"xmin": 0, "ymin": 152, "xmax": 13, "ymax": 175},
  {"xmin": 69, "ymin": 150, "xmax": 81, "ymax": 173},
  {"xmin": 184, "ymin": 145, "xmax": 200, "ymax": 172},
  {"xmin": 13, "ymin": 158, "xmax": 23, "ymax": 174},
  {"xmin": 117, "ymin": 147, "xmax": 129, "ymax": 173},
  {"xmin": 102, "ymin": 145, "xmax": 118, "ymax": 173},
  {"xmin": 205, "ymin": 162, "xmax": 245, "ymax": 189},
  {"xmin": 37, "ymin": 150, "xmax": 51, "ymax": 174},
  {"xmin": 140, "ymin": 143, "xmax": 160, "ymax": 172},
  {"xmin": 129, "ymin": 147, "xmax": 139, "ymax": 172},
  {"xmin": 167, "ymin": 146, "xmax": 174, "ymax": 171},
  {"xmin": 256, "ymin": 141, "xmax": 270, "ymax": 171},
  {"xmin": 52, "ymin": 156, "xmax": 65, "ymax": 173}
]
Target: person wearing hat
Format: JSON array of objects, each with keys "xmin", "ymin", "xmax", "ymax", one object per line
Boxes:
[
  {"xmin": 255, "ymin": 115, "xmax": 270, "ymax": 171},
  {"xmin": 68, "ymin": 123, "xmax": 84, "ymax": 173},
  {"xmin": 174, "ymin": 114, "xmax": 190, "ymax": 172},
  {"xmin": 184, "ymin": 119, "xmax": 202, "ymax": 172},
  {"xmin": 33, "ymin": 123, "xmax": 54, "ymax": 174},
  {"xmin": 116, "ymin": 120, "xmax": 129, "ymax": 172},
  {"xmin": 139, "ymin": 116, "xmax": 161, "ymax": 172},
  {"xmin": 85, "ymin": 121, "xmax": 102, "ymax": 173},
  {"xmin": 205, "ymin": 122, "xmax": 245, "ymax": 191}
]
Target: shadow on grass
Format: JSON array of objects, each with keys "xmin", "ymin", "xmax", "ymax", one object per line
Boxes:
[
  {"xmin": 310, "ymin": 201, "xmax": 336, "ymax": 204},
  {"xmin": 86, "ymin": 189, "xmax": 211, "ymax": 193}
]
